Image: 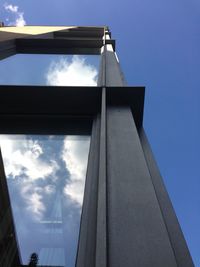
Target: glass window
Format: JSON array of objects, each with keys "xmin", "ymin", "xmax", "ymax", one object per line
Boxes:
[
  {"xmin": 0, "ymin": 54, "xmax": 100, "ymax": 86},
  {"xmin": 0, "ymin": 134, "xmax": 90, "ymax": 267}
]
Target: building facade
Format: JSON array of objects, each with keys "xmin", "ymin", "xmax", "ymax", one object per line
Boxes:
[{"xmin": 0, "ymin": 26, "xmax": 194, "ymax": 267}]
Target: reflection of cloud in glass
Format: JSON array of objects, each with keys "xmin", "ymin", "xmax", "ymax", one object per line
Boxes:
[
  {"xmin": 0, "ymin": 134, "xmax": 90, "ymax": 267},
  {"xmin": 46, "ymin": 55, "xmax": 98, "ymax": 86},
  {"xmin": 62, "ymin": 136, "xmax": 90, "ymax": 206},
  {"xmin": 0, "ymin": 135, "xmax": 58, "ymax": 218},
  {"xmin": 0, "ymin": 54, "xmax": 99, "ymax": 86},
  {"xmin": 0, "ymin": 135, "xmax": 57, "ymax": 180}
]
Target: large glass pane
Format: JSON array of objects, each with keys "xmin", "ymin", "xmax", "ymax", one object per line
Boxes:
[
  {"xmin": 0, "ymin": 134, "xmax": 90, "ymax": 267},
  {"xmin": 0, "ymin": 54, "xmax": 100, "ymax": 86}
]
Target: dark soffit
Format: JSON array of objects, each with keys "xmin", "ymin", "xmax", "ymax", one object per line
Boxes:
[{"xmin": 0, "ymin": 85, "xmax": 145, "ymax": 129}]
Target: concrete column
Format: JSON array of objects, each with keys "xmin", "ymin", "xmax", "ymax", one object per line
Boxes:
[{"xmin": 106, "ymin": 106, "xmax": 178, "ymax": 267}]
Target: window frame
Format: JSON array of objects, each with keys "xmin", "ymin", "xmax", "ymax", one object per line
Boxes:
[{"xmin": 0, "ymin": 27, "xmax": 151, "ymax": 267}]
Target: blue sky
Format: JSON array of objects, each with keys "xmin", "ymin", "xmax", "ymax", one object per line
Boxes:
[{"xmin": 0, "ymin": 0, "xmax": 200, "ymax": 265}]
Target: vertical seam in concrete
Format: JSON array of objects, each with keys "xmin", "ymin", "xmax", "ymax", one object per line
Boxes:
[{"xmin": 95, "ymin": 27, "xmax": 107, "ymax": 267}]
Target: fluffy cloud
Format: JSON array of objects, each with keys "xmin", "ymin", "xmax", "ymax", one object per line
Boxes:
[
  {"xmin": 4, "ymin": 3, "xmax": 26, "ymax": 26},
  {"xmin": 0, "ymin": 135, "xmax": 58, "ymax": 218},
  {"xmin": 46, "ymin": 55, "xmax": 98, "ymax": 86},
  {"xmin": 0, "ymin": 135, "xmax": 57, "ymax": 180},
  {"xmin": 4, "ymin": 3, "xmax": 18, "ymax": 12},
  {"xmin": 0, "ymin": 134, "xmax": 90, "ymax": 218},
  {"xmin": 62, "ymin": 136, "xmax": 90, "ymax": 206},
  {"xmin": 26, "ymin": 192, "xmax": 46, "ymax": 217}
]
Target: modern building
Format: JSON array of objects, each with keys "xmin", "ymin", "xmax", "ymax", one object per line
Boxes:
[{"xmin": 0, "ymin": 26, "xmax": 194, "ymax": 267}]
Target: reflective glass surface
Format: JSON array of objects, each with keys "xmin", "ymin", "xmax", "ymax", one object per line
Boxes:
[
  {"xmin": 0, "ymin": 54, "xmax": 100, "ymax": 86},
  {"xmin": 0, "ymin": 134, "xmax": 90, "ymax": 267}
]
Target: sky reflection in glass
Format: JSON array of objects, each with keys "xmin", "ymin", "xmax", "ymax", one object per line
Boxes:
[
  {"xmin": 0, "ymin": 54, "xmax": 100, "ymax": 86},
  {"xmin": 0, "ymin": 134, "xmax": 90, "ymax": 267}
]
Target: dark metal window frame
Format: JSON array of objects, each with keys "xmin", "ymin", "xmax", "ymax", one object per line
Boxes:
[
  {"xmin": 0, "ymin": 27, "xmax": 144, "ymax": 267},
  {"xmin": 0, "ymin": 26, "xmax": 193, "ymax": 267}
]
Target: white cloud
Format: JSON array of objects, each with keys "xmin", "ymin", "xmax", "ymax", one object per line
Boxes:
[
  {"xmin": 4, "ymin": 3, "xmax": 26, "ymax": 26},
  {"xmin": 4, "ymin": 3, "xmax": 18, "ymax": 12},
  {"xmin": 46, "ymin": 55, "xmax": 98, "ymax": 86},
  {"xmin": 62, "ymin": 136, "xmax": 90, "ymax": 206},
  {"xmin": 15, "ymin": 12, "xmax": 26, "ymax": 26},
  {"xmin": 0, "ymin": 135, "xmax": 57, "ymax": 180},
  {"xmin": 0, "ymin": 135, "xmax": 90, "ymax": 218},
  {"xmin": 27, "ymin": 192, "xmax": 46, "ymax": 217},
  {"xmin": 0, "ymin": 135, "xmax": 58, "ymax": 219}
]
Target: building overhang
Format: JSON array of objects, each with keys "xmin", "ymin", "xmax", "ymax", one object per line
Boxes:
[{"xmin": 0, "ymin": 85, "xmax": 145, "ymax": 133}]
